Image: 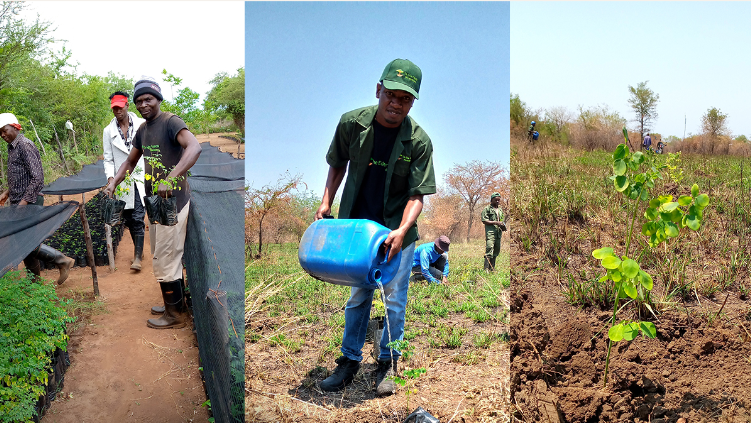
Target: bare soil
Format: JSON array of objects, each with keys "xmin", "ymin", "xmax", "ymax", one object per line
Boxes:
[
  {"xmin": 197, "ymin": 132, "xmax": 244, "ymax": 159},
  {"xmin": 39, "ymin": 222, "xmax": 209, "ymax": 422}
]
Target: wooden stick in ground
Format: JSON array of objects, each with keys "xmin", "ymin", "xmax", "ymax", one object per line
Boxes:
[
  {"xmin": 53, "ymin": 126, "xmax": 70, "ymax": 174},
  {"xmin": 28, "ymin": 119, "xmax": 47, "ymax": 156},
  {"xmin": 105, "ymin": 223, "xmax": 115, "ymax": 271},
  {"xmin": 80, "ymin": 193, "xmax": 99, "ymax": 296}
]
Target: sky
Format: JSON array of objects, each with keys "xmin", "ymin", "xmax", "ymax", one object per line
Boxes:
[
  {"xmin": 23, "ymin": 2, "xmax": 244, "ymax": 103},
  {"xmin": 511, "ymin": 2, "xmax": 751, "ymax": 140},
  {"xmin": 245, "ymin": 2, "xmax": 510, "ymax": 196}
]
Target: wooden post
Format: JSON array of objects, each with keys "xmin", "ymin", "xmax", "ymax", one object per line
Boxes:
[
  {"xmin": 105, "ymin": 224, "xmax": 115, "ymax": 271},
  {"xmin": 28, "ymin": 119, "xmax": 47, "ymax": 156},
  {"xmin": 80, "ymin": 193, "xmax": 99, "ymax": 296},
  {"xmin": 53, "ymin": 127, "xmax": 70, "ymax": 174}
]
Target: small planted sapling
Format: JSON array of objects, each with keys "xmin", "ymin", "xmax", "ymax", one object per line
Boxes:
[
  {"xmin": 386, "ymin": 340, "xmax": 426, "ymax": 411},
  {"xmin": 595, "ymin": 128, "xmax": 710, "ymax": 386},
  {"xmin": 142, "ymin": 145, "xmax": 184, "ymax": 195},
  {"xmin": 113, "ymin": 167, "xmax": 143, "ymax": 198}
]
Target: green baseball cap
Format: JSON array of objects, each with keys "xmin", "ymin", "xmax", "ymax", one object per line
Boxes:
[
  {"xmin": 491, "ymin": 192, "xmax": 501, "ymax": 199},
  {"xmin": 380, "ymin": 58, "xmax": 422, "ymax": 100}
]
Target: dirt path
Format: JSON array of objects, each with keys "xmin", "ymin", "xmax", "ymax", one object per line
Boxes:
[
  {"xmin": 41, "ymin": 227, "xmax": 209, "ymax": 422},
  {"xmin": 197, "ymin": 132, "xmax": 244, "ymax": 159}
]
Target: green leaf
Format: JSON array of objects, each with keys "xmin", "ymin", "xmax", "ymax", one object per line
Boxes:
[
  {"xmin": 649, "ymin": 198, "xmax": 661, "ymax": 208},
  {"xmin": 614, "ymin": 143, "xmax": 628, "ymax": 160},
  {"xmin": 608, "ymin": 269, "xmax": 623, "ymax": 282},
  {"xmin": 608, "ymin": 324, "xmax": 624, "ymax": 342},
  {"xmin": 664, "ymin": 222, "xmax": 679, "ymax": 237},
  {"xmin": 669, "ymin": 208, "xmax": 684, "ymax": 224},
  {"xmin": 642, "ymin": 221, "xmax": 655, "ymax": 236},
  {"xmin": 613, "ymin": 159, "xmax": 627, "ymax": 176},
  {"xmin": 644, "ymin": 208, "xmax": 658, "ymax": 221},
  {"xmin": 623, "ymin": 281, "xmax": 638, "ymax": 299},
  {"xmin": 640, "ymin": 187, "xmax": 649, "ymax": 201},
  {"xmin": 614, "ymin": 176, "xmax": 629, "ymax": 192},
  {"xmin": 695, "ymin": 194, "xmax": 709, "ymax": 209},
  {"xmin": 661, "ymin": 202, "xmax": 679, "ymax": 212},
  {"xmin": 621, "ymin": 259, "xmax": 640, "ymax": 278},
  {"xmin": 678, "ymin": 195, "xmax": 693, "ymax": 206},
  {"xmin": 685, "ymin": 214, "xmax": 701, "ymax": 231},
  {"xmin": 633, "ymin": 173, "xmax": 646, "ymax": 183},
  {"xmin": 638, "ymin": 270, "xmax": 654, "ymax": 290},
  {"xmin": 640, "ymin": 321, "xmax": 657, "ymax": 338},
  {"xmin": 632, "ymin": 151, "xmax": 645, "ymax": 164},
  {"xmin": 623, "ymin": 322, "xmax": 640, "ymax": 341},
  {"xmin": 592, "ymin": 247, "xmax": 614, "ymax": 259},
  {"xmin": 602, "ymin": 256, "xmax": 622, "ymax": 270},
  {"xmin": 691, "ymin": 184, "xmax": 699, "ymax": 197}
]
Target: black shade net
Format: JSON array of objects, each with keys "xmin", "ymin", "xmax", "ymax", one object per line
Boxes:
[
  {"xmin": 41, "ymin": 160, "xmax": 107, "ymax": 196},
  {"xmin": 0, "ymin": 202, "xmax": 79, "ymax": 278},
  {"xmin": 184, "ymin": 176, "xmax": 245, "ymax": 423}
]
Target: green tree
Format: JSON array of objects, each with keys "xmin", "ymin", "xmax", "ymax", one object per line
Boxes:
[
  {"xmin": 701, "ymin": 107, "xmax": 728, "ymax": 139},
  {"xmin": 206, "ymin": 68, "xmax": 245, "ymax": 134},
  {"xmin": 627, "ymin": 81, "xmax": 659, "ymax": 150}
]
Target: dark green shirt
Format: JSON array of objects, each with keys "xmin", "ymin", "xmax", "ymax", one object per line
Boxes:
[
  {"xmin": 326, "ymin": 105, "xmax": 436, "ymax": 247},
  {"xmin": 481, "ymin": 204, "xmax": 504, "ymax": 233}
]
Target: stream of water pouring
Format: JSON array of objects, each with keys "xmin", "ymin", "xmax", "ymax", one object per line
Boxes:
[{"xmin": 375, "ymin": 281, "xmax": 395, "ymax": 363}]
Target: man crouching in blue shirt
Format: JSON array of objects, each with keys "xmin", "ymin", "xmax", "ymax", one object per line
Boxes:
[{"xmin": 411, "ymin": 235, "xmax": 450, "ymax": 284}]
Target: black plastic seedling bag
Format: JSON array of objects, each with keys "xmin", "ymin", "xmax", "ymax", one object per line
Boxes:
[
  {"xmin": 403, "ymin": 407, "xmax": 440, "ymax": 423},
  {"xmin": 144, "ymin": 195, "xmax": 178, "ymax": 226},
  {"xmin": 103, "ymin": 198, "xmax": 126, "ymax": 226}
]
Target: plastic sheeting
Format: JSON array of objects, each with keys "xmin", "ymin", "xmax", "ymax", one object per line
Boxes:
[
  {"xmin": 40, "ymin": 143, "xmax": 243, "ymax": 196},
  {"xmin": 41, "ymin": 160, "xmax": 106, "ymax": 196},
  {"xmin": 0, "ymin": 202, "xmax": 79, "ymax": 278},
  {"xmin": 183, "ymin": 177, "xmax": 244, "ymax": 423}
]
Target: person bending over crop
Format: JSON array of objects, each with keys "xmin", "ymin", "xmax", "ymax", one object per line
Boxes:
[
  {"xmin": 0, "ymin": 113, "xmax": 75, "ymax": 284},
  {"xmin": 481, "ymin": 192, "xmax": 505, "ymax": 271},
  {"xmin": 105, "ymin": 78, "xmax": 201, "ymax": 330},
  {"xmin": 314, "ymin": 59, "xmax": 436, "ymax": 396},
  {"xmin": 102, "ymin": 91, "xmax": 147, "ymax": 271},
  {"xmin": 411, "ymin": 235, "xmax": 450, "ymax": 284}
]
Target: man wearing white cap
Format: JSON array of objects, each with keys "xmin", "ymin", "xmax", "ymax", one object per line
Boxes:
[
  {"xmin": 0, "ymin": 113, "xmax": 75, "ymax": 284},
  {"xmin": 102, "ymin": 91, "xmax": 147, "ymax": 271}
]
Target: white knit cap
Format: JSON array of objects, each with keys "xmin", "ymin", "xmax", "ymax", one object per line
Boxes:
[{"xmin": 0, "ymin": 113, "xmax": 19, "ymax": 129}]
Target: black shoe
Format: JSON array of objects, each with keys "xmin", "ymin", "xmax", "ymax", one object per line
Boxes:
[
  {"xmin": 375, "ymin": 360, "xmax": 397, "ymax": 397},
  {"xmin": 319, "ymin": 356, "xmax": 360, "ymax": 392}
]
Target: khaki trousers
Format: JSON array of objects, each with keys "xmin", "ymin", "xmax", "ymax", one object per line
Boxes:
[{"xmin": 150, "ymin": 201, "xmax": 190, "ymax": 282}]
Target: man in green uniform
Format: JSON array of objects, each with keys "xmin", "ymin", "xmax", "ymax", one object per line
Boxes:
[
  {"xmin": 481, "ymin": 192, "xmax": 505, "ymax": 271},
  {"xmin": 314, "ymin": 58, "xmax": 436, "ymax": 397}
]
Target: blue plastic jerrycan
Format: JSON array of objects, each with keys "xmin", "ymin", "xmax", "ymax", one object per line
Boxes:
[{"xmin": 298, "ymin": 219, "xmax": 403, "ymax": 288}]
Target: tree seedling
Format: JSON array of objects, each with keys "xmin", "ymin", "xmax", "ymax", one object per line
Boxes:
[
  {"xmin": 113, "ymin": 166, "xmax": 143, "ymax": 198},
  {"xmin": 595, "ymin": 128, "xmax": 709, "ymax": 386},
  {"xmin": 386, "ymin": 340, "xmax": 426, "ymax": 411},
  {"xmin": 142, "ymin": 145, "xmax": 184, "ymax": 195}
]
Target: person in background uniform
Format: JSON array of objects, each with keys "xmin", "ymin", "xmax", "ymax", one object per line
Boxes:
[
  {"xmin": 411, "ymin": 235, "xmax": 450, "ymax": 284},
  {"xmin": 481, "ymin": 192, "xmax": 505, "ymax": 271},
  {"xmin": 643, "ymin": 133, "xmax": 652, "ymax": 151},
  {"xmin": 314, "ymin": 59, "xmax": 436, "ymax": 397},
  {"xmin": 102, "ymin": 91, "xmax": 147, "ymax": 271},
  {"xmin": 105, "ymin": 78, "xmax": 201, "ymax": 330},
  {"xmin": 0, "ymin": 113, "xmax": 75, "ymax": 284},
  {"xmin": 527, "ymin": 120, "xmax": 536, "ymax": 141}
]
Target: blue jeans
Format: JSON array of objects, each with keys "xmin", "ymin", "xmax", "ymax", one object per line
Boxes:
[{"xmin": 341, "ymin": 242, "xmax": 415, "ymax": 362}]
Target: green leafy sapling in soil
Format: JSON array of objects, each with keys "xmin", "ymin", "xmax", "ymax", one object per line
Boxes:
[
  {"xmin": 113, "ymin": 166, "xmax": 143, "ymax": 198},
  {"xmin": 386, "ymin": 340, "xmax": 426, "ymax": 411},
  {"xmin": 595, "ymin": 128, "xmax": 710, "ymax": 386},
  {"xmin": 142, "ymin": 145, "xmax": 184, "ymax": 196}
]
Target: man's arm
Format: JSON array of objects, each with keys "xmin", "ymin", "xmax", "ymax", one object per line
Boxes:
[
  {"xmin": 315, "ymin": 166, "xmax": 346, "ymax": 220},
  {"xmin": 157, "ymin": 128, "xmax": 202, "ymax": 198},
  {"xmin": 419, "ymin": 248, "xmax": 440, "ymax": 284},
  {"xmin": 105, "ymin": 147, "xmax": 142, "ymax": 198},
  {"xmin": 383, "ymin": 194, "xmax": 424, "ymax": 262}
]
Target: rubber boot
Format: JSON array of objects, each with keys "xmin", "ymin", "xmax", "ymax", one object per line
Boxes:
[
  {"xmin": 484, "ymin": 256, "xmax": 492, "ymax": 271},
  {"xmin": 375, "ymin": 359, "xmax": 398, "ymax": 397},
  {"xmin": 147, "ymin": 280, "xmax": 186, "ymax": 329},
  {"xmin": 319, "ymin": 356, "xmax": 360, "ymax": 392},
  {"xmin": 130, "ymin": 235, "xmax": 144, "ymax": 271},
  {"xmin": 23, "ymin": 254, "xmax": 42, "ymax": 281},
  {"xmin": 151, "ymin": 279, "xmax": 185, "ymax": 315},
  {"xmin": 35, "ymin": 244, "xmax": 75, "ymax": 285}
]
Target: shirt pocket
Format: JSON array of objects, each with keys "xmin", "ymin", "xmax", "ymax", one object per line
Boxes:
[{"xmin": 390, "ymin": 158, "xmax": 410, "ymax": 195}]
